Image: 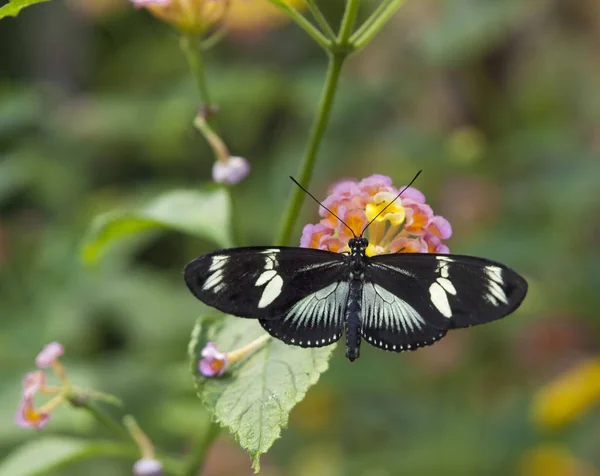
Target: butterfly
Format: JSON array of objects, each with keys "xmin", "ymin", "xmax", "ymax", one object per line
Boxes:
[{"xmin": 184, "ymin": 173, "xmax": 528, "ymax": 362}]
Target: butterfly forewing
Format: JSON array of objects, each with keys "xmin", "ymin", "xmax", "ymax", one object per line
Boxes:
[
  {"xmin": 359, "ymin": 253, "xmax": 528, "ymax": 352},
  {"xmin": 184, "ymin": 247, "xmax": 347, "ymax": 320}
]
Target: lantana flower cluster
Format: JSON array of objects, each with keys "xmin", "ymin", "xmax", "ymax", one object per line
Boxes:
[{"xmin": 301, "ymin": 174, "xmax": 452, "ymax": 256}]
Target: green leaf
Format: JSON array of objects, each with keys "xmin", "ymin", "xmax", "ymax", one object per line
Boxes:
[
  {"xmin": 189, "ymin": 316, "xmax": 335, "ymax": 472},
  {"xmin": 81, "ymin": 187, "xmax": 233, "ymax": 264},
  {"xmin": 0, "ymin": 0, "xmax": 50, "ymax": 18},
  {"xmin": 0, "ymin": 437, "xmax": 134, "ymax": 476}
]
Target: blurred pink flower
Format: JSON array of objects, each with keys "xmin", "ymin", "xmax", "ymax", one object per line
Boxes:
[
  {"xmin": 130, "ymin": 0, "xmax": 170, "ymax": 6},
  {"xmin": 16, "ymin": 342, "xmax": 72, "ymax": 431},
  {"xmin": 129, "ymin": 0, "xmax": 226, "ymax": 33},
  {"xmin": 36, "ymin": 342, "xmax": 64, "ymax": 368},
  {"xmin": 212, "ymin": 156, "xmax": 250, "ymax": 185},
  {"xmin": 199, "ymin": 342, "xmax": 228, "ymax": 377},
  {"xmin": 198, "ymin": 334, "xmax": 270, "ymax": 378},
  {"xmin": 15, "ymin": 396, "xmax": 50, "ymax": 430},
  {"xmin": 133, "ymin": 458, "xmax": 163, "ymax": 476},
  {"xmin": 22, "ymin": 371, "xmax": 45, "ymax": 399},
  {"xmin": 301, "ymin": 174, "xmax": 452, "ymax": 256}
]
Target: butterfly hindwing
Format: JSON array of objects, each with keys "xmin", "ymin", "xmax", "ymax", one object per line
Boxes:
[
  {"xmin": 360, "ymin": 280, "xmax": 448, "ymax": 352},
  {"xmin": 361, "ymin": 253, "xmax": 528, "ymax": 352},
  {"xmin": 259, "ymin": 280, "xmax": 348, "ymax": 348},
  {"xmin": 184, "ymin": 247, "xmax": 347, "ymax": 320}
]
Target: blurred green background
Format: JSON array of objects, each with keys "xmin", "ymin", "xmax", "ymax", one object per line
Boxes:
[{"xmin": 2, "ymin": 0, "xmax": 600, "ymax": 474}]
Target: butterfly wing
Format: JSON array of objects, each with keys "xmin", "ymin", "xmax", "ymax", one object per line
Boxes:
[
  {"xmin": 362, "ymin": 253, "xmax": 528, "ymax": 352},
  {"xmin": 184, "ymin": 247, "xmax": 349, "ymax": 346}
]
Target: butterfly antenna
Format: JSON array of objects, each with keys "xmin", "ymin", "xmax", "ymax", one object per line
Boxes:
[
  {"xmin": 361, "ymin": 170, "xmax": 423, "ymax": 236},
  {"xmin": 289, "ymin": 176, "xmax": 357, "ymax": 238}
]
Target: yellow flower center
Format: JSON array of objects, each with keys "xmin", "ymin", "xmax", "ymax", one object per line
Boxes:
[{"xmin": 365, "ymin": 192, "xmax": 405, "ymax": 226}]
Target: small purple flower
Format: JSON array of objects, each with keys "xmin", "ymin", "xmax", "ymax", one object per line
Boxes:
[
  {"xmin": 199, "ymin": 342, "xmax": 228, "ymax": 377},
  {"xmin": 35, "ymin": 342, "xmax": 64, "ymax": 368},
  {"xmin": 133, "ymin": 458, "xmax": 163, "ymax": 476},
  {"xmin": 15, "ymin": 396, "xmax": 50, "ymax": 430},
  {"xmin": 212, "ymin": 156, "xmax": 250, "ymax": 185}
]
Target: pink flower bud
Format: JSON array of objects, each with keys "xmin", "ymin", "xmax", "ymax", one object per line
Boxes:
[
  {"xmin": 133, "ymin": 458, "xmax": 163, "ymax": 476},
  {"xmin": 35, "ymin": 342, "xmax": 64, "ymax": 368},
  {"xmin": 212, "ymin": 156, "xmax": 250, "ymax": 185}
]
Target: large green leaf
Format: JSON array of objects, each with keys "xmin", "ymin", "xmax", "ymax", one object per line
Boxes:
[
  {"xmin": 189, "ymin": 316, "xmax": 335, "ymax": 472},
  {"xmin": 81, "ymin": 187, "xmax": 233, "ymax": 264},
  {"xmin": 0, "ymin": 438, "xmax": 133, "ymax": 476},
  {"xmin": 0, "ymin": 0, "xmax": 50, "ymax": 18}
]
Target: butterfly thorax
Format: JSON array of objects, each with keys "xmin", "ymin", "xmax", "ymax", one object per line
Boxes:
[{"xmin": 348, "ymin": 237, "xmax": 368, "ymax": 279}]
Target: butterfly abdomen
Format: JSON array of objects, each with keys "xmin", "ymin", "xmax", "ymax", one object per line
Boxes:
[{"xmin": 345, "ymin": 279, "xmax": 363, "ymax": 362}]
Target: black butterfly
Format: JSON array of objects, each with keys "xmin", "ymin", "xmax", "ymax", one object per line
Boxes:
[{"xmin": 184, "ymin": 174, "xmax": 528, "ymax": 362}]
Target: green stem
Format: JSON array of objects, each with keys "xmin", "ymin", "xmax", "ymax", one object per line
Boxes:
[
  {"xmin": 351, "ymin": 0, "xmax": 408, "ymax": 51},
  {"xmin": 274, "ymin": 52, "xmax": 346, "ymax": 245},
  {"xmin": 337, "ymin": 0, "xmax": 361, "ymax": 46},
  {"xmin": 349, "ymin": 0, "xmax": 394, "ymax": 43},
  {"xmin": 266, "ymin": 0, "xmax": 332, "ymax": 51},
  {"xmin": 78, "ymin": 402, "xmax": 183, "ymax": 474},
  {"xmin": 182, "ymin": 421, "xmax": 221, "ymax": 476},
  {"xmin": 180, "ymin": 34, "xmax": 212, "ymax": 108},
  {"xmin": 79, "ymin": 401, "xmax": 130, "ymax": 440},
  {"xmin": 306, "ymin": 0, "xmax": 336, "ymax": 40}
]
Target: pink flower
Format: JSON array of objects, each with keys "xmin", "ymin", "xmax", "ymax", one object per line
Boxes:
[
  {"xmin": 403, "ymin": 200, "xmax": 433, "ymax": 235},
  {"xmin": 390, "ymin": 237, "xmax": 428, "ymax": 253},
  {"xmin": 15, "ymin": 396, "xmax": 50, "ymax": 430},
  {"xmin": 199, "ymin": 342, "xmax": 228, "ymax": 377},
  {"xmin": 301, "ymin": 174, "xmax": 452, "ymax": 256},
  {"xmin": 399, "ymin": 186, "xmax": 426, "ymax": 204},
  {"xmin": 36, "ymin": 342, "xmax": 64, "ymax": 368},
  {"xmin": 130, "ymin": 0, "xmax": 170, "ymax": 7},
  {"xmin": 300, "ymin": 223, "xmax": 332, "ymax": 249},
  {"xmin": 198, "ymin": 335, "xmax": 270, "ymax": 378},
  {"xmin": 424, "ymin": 233, "xmax": 450, "ymax": 254},
  {"xmin": 212, "ymin": 156, "xmax": 250, "ymax": 185},
  {"xmin": 427, "ymin": 215, "xmax": 452, "ymax": 240},
  {"xmin": 22, "ymin": 371, "xmax": 45, "ymax": 399},
  {"xmin": 133, "ymin": 458, "xmax": 163, "ymax": 476},
  {"xmin": 358, "ymin": 174, "xmax": 395, "ymax": 195}
]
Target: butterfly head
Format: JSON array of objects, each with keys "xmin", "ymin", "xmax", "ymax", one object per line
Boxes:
[{"xmin": 349, "ymin": 237, "xmax": 368, "ymax": 255}]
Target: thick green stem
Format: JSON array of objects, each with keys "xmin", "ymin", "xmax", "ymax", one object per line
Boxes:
[
  {"xmin": 180, "ymin": 34, "xmax": 212, "ymax": 108},
  {"xmin": 274, "ymin": 52, "xmax": 346, "ymax": 245},
  {"xmin": 351, "ymin": 0, "xmax": 408, "ymax": 51},
  {"xmin": 182, "ymin": 421, "xmax": 221, "ymax": 476}
]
